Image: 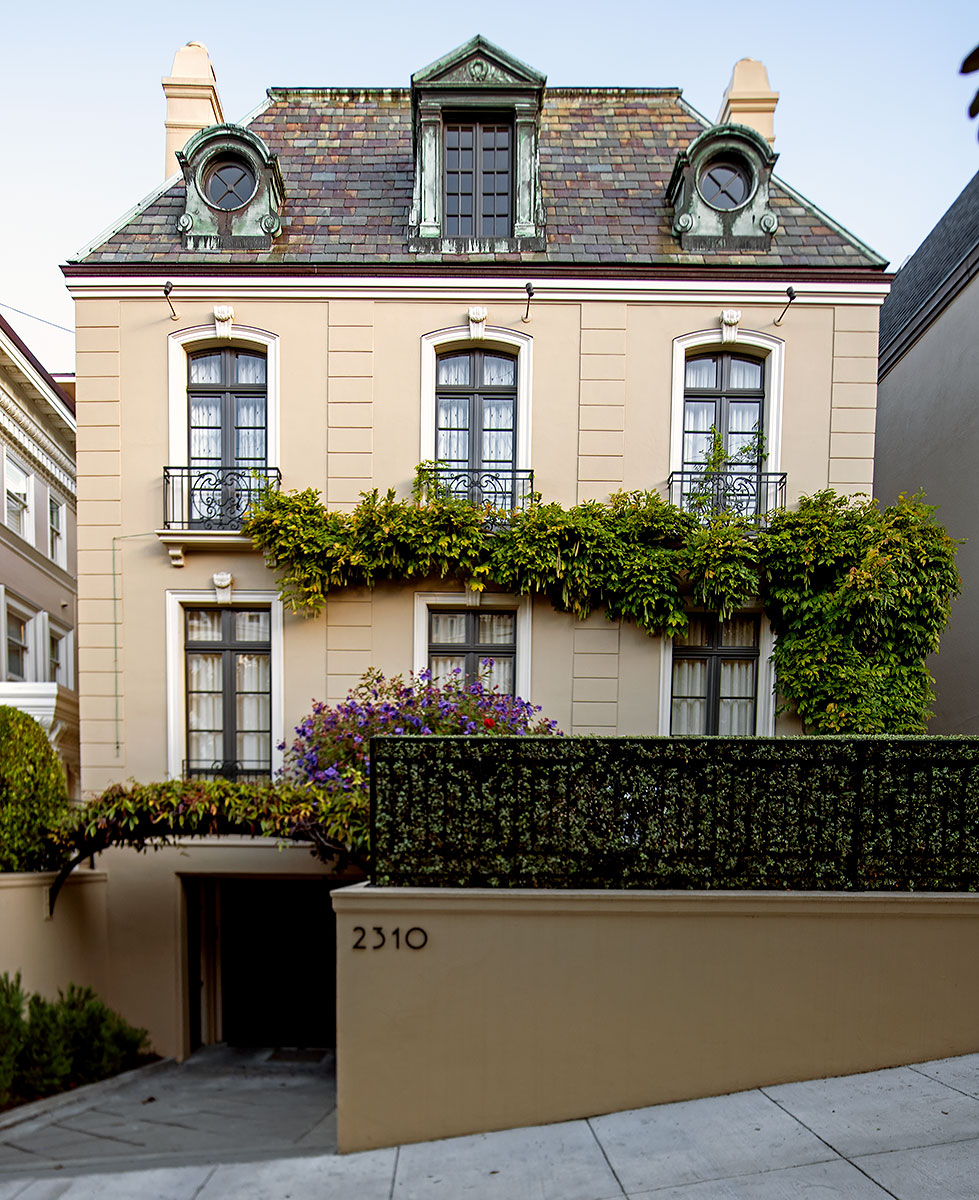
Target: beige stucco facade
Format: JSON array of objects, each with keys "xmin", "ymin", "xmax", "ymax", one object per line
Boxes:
[
  {"xmin": 70, "ymin": 282, "xmax": 884, "ymax": 794},
  {"xmin": 61, "ymin": 279, "xmax": 886, "ymax": 1056},
  {"xmin": 334, "ymin": 885, "xmax": 979, "ymax": 1151}
]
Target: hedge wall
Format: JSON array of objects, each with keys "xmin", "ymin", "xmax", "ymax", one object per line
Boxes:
[{"xmin": 370, "ymin": 736, "xmax": 979, "ymax": 890}]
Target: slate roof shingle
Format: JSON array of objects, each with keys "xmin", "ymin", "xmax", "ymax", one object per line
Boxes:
[
  {"xmin": 879, "ymin": 169, "xmax": 979, "ymax": 352},
  {"xmin": 76, "ymin": 88, "xmax": 885, "ymax": 271}
]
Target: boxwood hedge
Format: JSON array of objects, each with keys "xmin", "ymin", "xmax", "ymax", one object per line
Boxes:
[{"xmin": 371, "ymin": 735, "xmax": 979, "ymax": 890}]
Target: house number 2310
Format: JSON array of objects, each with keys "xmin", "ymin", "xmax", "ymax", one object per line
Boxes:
[{"xmin": 352, "ymin": 926, "xmax": 428, "ymax": 951}]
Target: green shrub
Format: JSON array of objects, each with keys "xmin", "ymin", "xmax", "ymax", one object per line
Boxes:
[
  {"xmin": 0, "ymin": 707, "xmax": 71, "ymax": 872},
  {"xmin": 0, "ymin": 973, "xmax": 26, "ymax": 1105},
  {"xmin": 0, "ymin": 974, "xmax": 148, "ymax": 1106},
  {"xmin": 16, "ymin": 995, "xmax": 70, "ymax": 1100},
  {"xmin": 59, "ymin": 984, "xmax": 148, "ymax": 1086}
]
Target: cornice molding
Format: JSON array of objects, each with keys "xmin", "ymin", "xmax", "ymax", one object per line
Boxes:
[{"xmin": 0, "ymin": 387, "xmax": 76, "ymax": 493}]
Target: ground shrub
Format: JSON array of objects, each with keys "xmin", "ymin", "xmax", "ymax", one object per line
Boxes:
[
  {"xmin": 0, "ymin": 707, "xmax": 72, "ymax": 872},
  {"xmin": 0, "ymin": 973, "xmax": 148, "ymax": 1107}
]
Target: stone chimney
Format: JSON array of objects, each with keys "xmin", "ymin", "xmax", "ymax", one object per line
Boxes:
[
  {"xmin": 162, "ymin": 42, "xmax": 224, "ymax": 179},
  {"xmin": 717, "ymin": 59, "xmax": 778, "ymax": 145}
]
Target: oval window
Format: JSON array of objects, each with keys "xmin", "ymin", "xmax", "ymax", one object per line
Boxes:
[
  {"xmin": 697, "ymin": 159, "xmax": 752, "ymax": 211},
  {"xmin": 203, "ymin": 157, "xmax": 257, "ymax": 211}
]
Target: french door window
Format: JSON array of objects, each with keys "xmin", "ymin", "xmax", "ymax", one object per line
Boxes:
[
  {"xmin": 435, "ymin": 349, "xmax": 517, "ymax": 506},
  {"xmin": 188, "ymin": 348, "xmax": 267, "ymax": 527},
  {"xmin": 185, "ymin": 608, "xmax": 271, "ymax": 781},
  {"xmin": 428, "ymin": 609, "xmax": 516, "ymax": 695},
  {"xmin": 671, "ymin": 614, "xmax": 760, "ymax": 735}
]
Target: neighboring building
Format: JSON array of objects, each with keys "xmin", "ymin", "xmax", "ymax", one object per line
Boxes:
[
  {"xmin": 0, "ymin": 313, "xmax": 78, "ymax": 793},
  {"xmin": 875, "ymin": 170, "xmax": 979, "ymax": 733},
  {"xmin": 62, "ymin": 38, "xmax": 889, "ymax": 1056}
]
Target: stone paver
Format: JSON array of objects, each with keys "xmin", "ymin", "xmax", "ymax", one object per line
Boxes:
[
  {"xmin": 0, "ymin": 1046, "xmax": 336, "ymax": 1177},
  {"xmin": 3, "ymin": 1050, "xmax": 979, "ymax": 1198}
]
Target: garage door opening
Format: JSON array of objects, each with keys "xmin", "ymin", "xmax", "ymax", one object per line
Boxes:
[{"xmin": 185, "ymin": 876, "xmax": 338, "ymax": 1049}]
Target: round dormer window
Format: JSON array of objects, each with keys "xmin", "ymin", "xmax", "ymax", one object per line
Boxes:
[
  {"xmin": 697, "ymin": 159, "xmax": 752, "ymax": 211},
  {"xmin": 202, "ymin": 156, "xmax": 257, "ymax": 211}
]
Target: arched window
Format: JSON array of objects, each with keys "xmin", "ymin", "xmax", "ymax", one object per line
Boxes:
[{"xmin": 434, "ymin": 347, "xmax": 522, "ymax": 508}]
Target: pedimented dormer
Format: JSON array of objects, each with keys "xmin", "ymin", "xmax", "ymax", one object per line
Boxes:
[
  {"xmin": 176, "ymin": 124, "xmax": 285, "ymax": 252},
  {"xmin": 408, "ymin": 35, "xmax": 546, "ymax": 251},
  {"xmin": 668, "ymin": 124, "xmax": 779, "ymax": 253}
]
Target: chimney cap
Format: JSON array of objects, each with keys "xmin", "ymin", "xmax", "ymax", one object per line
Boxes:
[{"xmin": 167, "ymin": 41, "xmax": 218, "ymax": 84}]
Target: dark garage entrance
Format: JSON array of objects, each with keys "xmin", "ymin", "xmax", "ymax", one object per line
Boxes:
[{"xmin": 185, "ymin": 876, "xmax": 338, "ymax": 1049}]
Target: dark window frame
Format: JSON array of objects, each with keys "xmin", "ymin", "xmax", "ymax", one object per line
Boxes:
[
  {"xmin": 683, "ymin": 351, "xmax": 766, "ymax": 470},
  {"xmin": 443, "ymin": 113, "xmax": 513, "ymax": 238},
  {"xmin": 184, "ymin": 607, "xmax": 272, "ymax": 782},
  {"xmin": 435, "ymin": 347, "xmax": 518, "ymax": 476},
  {"xmin": 187, "ymin": 347, "xmax": 268, "ymax": 472},
  {"xmin": 427, "ymin": 608, "xmax": 516, "ymax": 694},
  {"xmin": 670, "ymin": 614, "xmax": 760, "ymax": 735}
]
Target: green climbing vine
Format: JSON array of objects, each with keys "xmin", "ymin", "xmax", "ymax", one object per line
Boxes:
[{"xmin": 242, "ymin": 473, "xmax": 959, "ymax": 734}]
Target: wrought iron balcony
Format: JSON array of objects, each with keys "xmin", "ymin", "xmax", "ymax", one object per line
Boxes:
[
  {"xmin": 183, "ymin": 760, "xmax": 271, "ymax": 784},
  {"xmin": 666, "ymin": 470, "xmax": 787, "ymax": 522},
  {"xmin": 424, "ymin": 466, "xmax": 535, "ymax": 511},
  {"xmin": 163, "ymin": 466, "xmax": 281, "ymax": 531}
]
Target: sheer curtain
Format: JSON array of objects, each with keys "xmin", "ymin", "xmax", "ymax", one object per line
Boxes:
[
  {"xmin": 235, "ymin": 652, "xmax": 271, "ymax": 768},
  {"xmin": 671, "ymin": 658, "xmax": 707, "ymax": 734}
]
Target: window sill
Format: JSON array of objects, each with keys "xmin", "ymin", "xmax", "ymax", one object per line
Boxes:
[
  {"xmin": 156, "ymin": 529, "xmax": 258, "ymax": 568},
  {"xmin": 407, "ymin": 233, "xmax": 546, "ymax": 254}
]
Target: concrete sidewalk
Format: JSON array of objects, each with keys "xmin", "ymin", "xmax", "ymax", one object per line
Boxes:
[{"xmin": 1, "ymin": 1050, "xmax": 977, "ymax": 1198}]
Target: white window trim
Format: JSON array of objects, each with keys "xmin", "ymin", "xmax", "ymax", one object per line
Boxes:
[
  {"xmin": 47, "ymin": 620, "xmax": 74, "ymax": 689},
  {"xmin": 165, "ymin": 589, "xmax": 284, "ymax": 781},
  {"xmin": 657, "ymin": 616, "xmax": 776, "ymax": 737},
  {"xmin": 1, "ymin": 589, "xmax": 40, "ymax": 683},
  {"xmin": 419, "ymin": 325, "xmax": 533, "ymax": 471},
  {"xmin": 3, "ymin": 449, "xmax": 35, "ymax": 546},
  {"xmin": 413, "ymin": 590, "xmax": 532, "ymax": 701},
  {"xmin": 48, "ymin": 493, "xmax": 67, "ymax": 568},
  {"xmin": 167, "ymin": 325, "xmax": 280, "ymax": 468},
  {"xmin": 669, "ymin": 328, "xmax": 784, "ymax": 475}
]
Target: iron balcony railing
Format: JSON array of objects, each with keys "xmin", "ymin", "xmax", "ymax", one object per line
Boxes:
[
  {"xmin": 425, "ymin": 466, "xmax": 535, "ymax": 512},
  {"xmin": 666, "ymin": 470, "xmax": 787, "ymax": 522},
  {"xmin": 183, "ymin": 760, "xmax": 271, "ymax": 784},
  {"xmin": 163, "ymin": 466, "xmax": 281, "ymax": 531}
]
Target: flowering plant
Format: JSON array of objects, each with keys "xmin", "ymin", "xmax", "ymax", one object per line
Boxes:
[{"xmin": 280, "ymin": 667, "xmax": 561, "ymax": 860}]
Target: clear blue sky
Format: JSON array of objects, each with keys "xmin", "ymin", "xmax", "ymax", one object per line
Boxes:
[{"xmin": 1, "ymin": 0, "xmax": 976, "ymax": 371}]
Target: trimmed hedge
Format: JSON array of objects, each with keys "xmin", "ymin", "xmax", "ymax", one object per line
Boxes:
[{"xmin": 371, "ymin": 735, "xmax": 979, "ymax": 890}]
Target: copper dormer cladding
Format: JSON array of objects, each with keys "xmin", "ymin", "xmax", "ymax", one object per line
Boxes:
[
  {"xmin": 668, "ymin": 123, "xmax": 779, "ymax": 253},
  {"xmin": 176, "ymin": 124, "xmax": 285, "ymax": 251},
  {"xmin": 408, "ymin": 35, "xmax": 546, "ymax": 252}
]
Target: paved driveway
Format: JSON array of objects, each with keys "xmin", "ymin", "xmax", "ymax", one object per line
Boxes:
[
  {"xmin": 1, "ymin": 1050, "xmax": 979, "ymax": 1197},
  {"xmin": 0, "ymin": 1046, "xmax": 336, "ymax": 1178}
]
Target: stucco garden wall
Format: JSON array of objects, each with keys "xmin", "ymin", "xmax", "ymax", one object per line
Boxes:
[
  {"xmin": 334, "ymin": 885, "xmax": 979, "ymax": 1152},
  {"xmin": 0, "ymin": 870, "xmax": 108, "ymax": 1001}
]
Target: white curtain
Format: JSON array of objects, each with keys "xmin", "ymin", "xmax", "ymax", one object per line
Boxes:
[
  {"xmin": 719, "ymin": 617, "xmax": 758, "ymax": 649},
  {"xmin": 483, "ymin": 355, "xmax": 515, "ymax": 386},
  {"xmin": 437, "ymin": 398, "xmax": 470, "ymax": 465},
  {"xmin": 430, "ymin": 612, "xmax": 467, "ymax": 645},
  {"xmin": 235, "ymin": 611, "xmax": 270, "ymax": 642},
  {"xmin": 718, "ymin": 659, "xmax": 756, "ymax": 735},
  {"xmin": 189, "ymin": 354, "xmax": 221, "ymax": 384},
  {"xmin": 478, "ymin": 613, "xmax": 515, "ymax": 644},
  {"xmin": 236, "ymin": 354, "xmax": 266, "ymax": 385},
  {"xmin": 484, "ymin": 657, "xmax": 513, "ymax": 694},
  {"xmin": 683, "ymin": 400, "xmax": 715, "ymax": 467},
  {"xmin": 437, "ymin": 355, "xmax": 470, "ymax": 386},
  {"xmin": 481, "ymin": 398, "xmax": 514, "ymax": 467},
  {"xmin": 729, "ymin": 358, "xmax": 762, "ymax": 389},
  {"xmin": 189, "ymin": 397, "xmax": 222, "ymax": 463},
  {"xmin": 685, "ymin": 357, "xmax": 716, "ymax": 389},
  {"xmin": 235, "ymin": 652, "xmax": 271, "ymax": 767},
  {"xmin": 187, "ymin": 652, "xmax": 222, "ymax": 763},
  {"xmin": 235, "ymin": 396, "xmax": 267, "ymax": 466},
  {"xmin": 430, "ymin": 653, "xmax": 465, "ymax": 685},
  {"xmin": 187, "ymin": 610, "xmax": 222, "ymax": 641},
  {"xmin": 671, "ymin": 658, "xmax": 707, "ymax": 734}
]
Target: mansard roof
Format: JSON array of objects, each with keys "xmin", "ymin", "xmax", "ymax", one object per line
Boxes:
[{"xmin": 72, "ymin": 84, "xmax": 886, "ymax": 272}]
